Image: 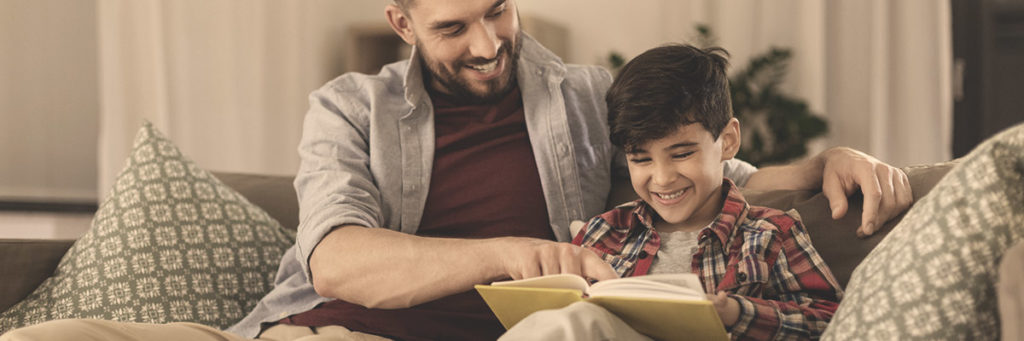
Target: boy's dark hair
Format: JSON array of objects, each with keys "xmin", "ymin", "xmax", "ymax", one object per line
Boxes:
[{"xmin": 607, "ymin": 44, "xmax": 733, "ymax": 153}]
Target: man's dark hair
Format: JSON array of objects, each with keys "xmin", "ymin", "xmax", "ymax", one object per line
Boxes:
[{"xmin": 606, "ymin": 44, "xmax": 733, "ymax": 153}]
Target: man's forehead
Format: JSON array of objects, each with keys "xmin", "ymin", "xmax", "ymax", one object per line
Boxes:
[{"xmin": 407, "ymin": 0, "xmax": 507, "ymax": 24}]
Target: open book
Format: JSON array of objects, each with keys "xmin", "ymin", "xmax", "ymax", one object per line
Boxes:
[{"xmin": 475, "ymin": 273, "xmax": 727, "ymax": 341}]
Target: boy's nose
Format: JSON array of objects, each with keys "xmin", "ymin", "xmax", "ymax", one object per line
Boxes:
[{"xmin": 652, "ymin": 164, "xmax": 678, "ymax": 186}]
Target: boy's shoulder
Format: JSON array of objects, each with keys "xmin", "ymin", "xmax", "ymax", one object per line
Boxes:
[
  {"xmin": 740, "ymin": 204, "xmax": 805, "ymax": 236},
  {"xmin": 572, "ymin": 200, "xmax": 647, "ymax": 244},
  {"xmin": 595, "ymin": 199, "xmax": 644, "ymax": 222}
]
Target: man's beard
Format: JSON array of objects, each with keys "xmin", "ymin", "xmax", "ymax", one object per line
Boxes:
[{"xmin": 418, "ymin": 31, "xmax": 522, "ymax": 105}]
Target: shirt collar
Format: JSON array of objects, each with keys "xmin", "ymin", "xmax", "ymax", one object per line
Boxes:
[
  {"xmin": 401, "ymin": 33, "xmax": 563, "ymax": 112},
  {"xmin": 628, "ymin": 178, "xmax": 749, "ymax": 242}
]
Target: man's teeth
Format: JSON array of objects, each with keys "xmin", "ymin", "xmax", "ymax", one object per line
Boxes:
[
  {"xmin": 656, "ymin": 189, "xmax": 685, "ymax": 200},
  {"xmin": 469, "ymin": 60, "xmax": 498, "ymax": 73}
]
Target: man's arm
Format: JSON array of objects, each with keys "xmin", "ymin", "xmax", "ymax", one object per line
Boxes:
[
  {"xmin": 309, "ymin": 225, "xmax": 617, "ymax": 309},
  {"xmin": 744, "ymin": 147, "xmax": 913, "ymax": 236}
]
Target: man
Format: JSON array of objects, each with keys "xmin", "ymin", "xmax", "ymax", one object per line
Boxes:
[{"xmin": 0, "ymin": 0, "xmax": 910, "ymax": 340}]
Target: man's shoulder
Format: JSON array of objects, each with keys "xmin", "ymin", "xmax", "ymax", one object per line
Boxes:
[
  {"xmin": 308, "ymin": 60, "xmax": 411, "ymax": 120},
  {"xmin": 561, "ymin": 63, "xmax": 613, "ymax": 91},
  {"xmin": 318, "ymin": 60, "xmax": 410, "ymax": 97}
]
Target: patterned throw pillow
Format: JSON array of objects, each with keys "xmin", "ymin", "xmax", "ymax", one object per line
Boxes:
[
  {"xmin": 0, "ymin": 122, "xmax": 295, "ymax": 334},
  {"xmin": 822, "ymin": 123, "xmax": 1024, "ymax": 340}
]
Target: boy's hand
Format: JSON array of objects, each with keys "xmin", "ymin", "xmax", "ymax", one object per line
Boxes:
[
  {"xmin": 709, "ymin": 291, "xmax": 740, "ymax": 327},
  {"xmin": 496, "ymin": 237, "xmax": 619, "ymax": 281}
]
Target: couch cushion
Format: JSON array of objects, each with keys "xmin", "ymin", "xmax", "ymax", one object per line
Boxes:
[
  {"xmin": 822, "ymin": 123, "xmax": 1024, "ymax": 340},
  {"xmin": 0, "ymin": 122, "xmax": 295, "ymax": 334}
]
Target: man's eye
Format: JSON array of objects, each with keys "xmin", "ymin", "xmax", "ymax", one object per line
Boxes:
[
  {"xmin": 441, "ymin": 25, "xmax": 464, "ymax": 37},
  {"xmin": 487, "ymin": 8, "xmax": 506, "ymax": 18}
]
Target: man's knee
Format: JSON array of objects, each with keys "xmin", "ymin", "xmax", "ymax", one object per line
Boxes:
[
  {"xmin": 0, "ymin": 319, "xmax": 237, "ymax": 341},
  {"xmin": 0, "ymin": 319, "xmax": 99, "ymax": 341}
]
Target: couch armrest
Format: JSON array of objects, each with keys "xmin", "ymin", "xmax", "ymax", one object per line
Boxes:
[{"xmin": 0, "ymin": 239, "xmax": 74, "ymax": 313}]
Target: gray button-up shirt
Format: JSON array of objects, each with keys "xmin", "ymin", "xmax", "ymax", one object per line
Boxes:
[{"xmin": 227, "ymin": 34, "xmax": 755, "ymax": 338}]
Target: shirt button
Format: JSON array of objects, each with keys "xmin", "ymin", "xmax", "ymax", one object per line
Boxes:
[
  {"xmin": 638, "ymin": 250, "xmax": 649, "ymax": 259},
  {"xmin": 737, "ymin": 272, "xmax": 747, "ymax": 281}
]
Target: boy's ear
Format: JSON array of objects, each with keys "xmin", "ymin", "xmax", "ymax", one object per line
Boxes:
[
  {"xmin": 385, "ymin": 5, "xmax": 417, "ymax": 45},
  {"xmin": 720, "ymin": 118, "xmax": 741, "ymax": 161}
]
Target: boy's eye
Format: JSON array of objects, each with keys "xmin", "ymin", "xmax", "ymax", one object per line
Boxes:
[
  {"xmin": 672, "ymin": 152, "xmax": 695, "ymax": 159},
  {"xmin": 628, "ymin": 157, "xmax": 652, "ymax": 164}
]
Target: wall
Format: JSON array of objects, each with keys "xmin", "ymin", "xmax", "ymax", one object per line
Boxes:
[{"xmin": 0, "ymin": 0, "xmax": 99, "ymax": 203}]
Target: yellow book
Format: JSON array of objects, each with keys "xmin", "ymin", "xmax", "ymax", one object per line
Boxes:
[{"xmin": 475, "ymin": 273, "xmax": 728, "ymax": 341}]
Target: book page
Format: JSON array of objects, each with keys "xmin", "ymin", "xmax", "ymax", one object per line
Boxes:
[
  {"xmin": 589, "ymin": 273, "xmax": 705, "ymax": 301},
  {"xmin": 490, "ymin": 273, "xmax": 590, "ymax": 292}
]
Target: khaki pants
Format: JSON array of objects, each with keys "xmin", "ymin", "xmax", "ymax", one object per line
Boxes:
[
  {"xmin": 498, "ymin": 301, "xmax": 653, "ymax": 341},
  {"xmin": 0, "ymin": 320, "xmax": 389, "ymax": 341}
]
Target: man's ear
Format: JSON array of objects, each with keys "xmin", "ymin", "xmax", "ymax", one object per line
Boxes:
[
  {"xmin": 720, "ymin": 118, "xmax": 741, "ymax": 161},
  {"xmin": 385, "ymin": 5, "xmax": 416, "ymax": 45}
]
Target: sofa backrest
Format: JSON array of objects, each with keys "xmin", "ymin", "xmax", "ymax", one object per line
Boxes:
[{"xmin": 214, "ymin": 160, "xmax": 957, "ymax": 289}]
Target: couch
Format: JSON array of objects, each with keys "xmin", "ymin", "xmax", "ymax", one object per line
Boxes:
[{"xmin": 0, "ymin": 159, "xmax": 1013, "ymax": 337}]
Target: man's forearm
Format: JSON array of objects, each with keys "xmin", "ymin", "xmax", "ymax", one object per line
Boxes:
[
  {"xmin": 744, "ymin": 153, "xmax": 825, "ymax": 191},
  {"xmin": 309, "ymin": 225, "xmax": 509, "ymax": 309}
]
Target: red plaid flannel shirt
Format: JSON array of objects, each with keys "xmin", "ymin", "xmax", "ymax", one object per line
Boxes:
[{"xmin": 572, "ymin": 179, "xmax": 843, "ymax": 340}]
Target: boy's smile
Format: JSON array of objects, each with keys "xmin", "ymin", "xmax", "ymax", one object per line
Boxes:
[
  {"xmin": 627, "ymin": 120, "xmax": 740, "ymax": 232},
  {"xmin": 651, "ymin": 187, "xmax": 689, "ymax": 205}
]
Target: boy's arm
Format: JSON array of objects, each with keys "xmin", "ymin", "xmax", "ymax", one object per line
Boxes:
[{"xmin": 725, "ymin": 216, "xmax": 844, "ymax": 340}]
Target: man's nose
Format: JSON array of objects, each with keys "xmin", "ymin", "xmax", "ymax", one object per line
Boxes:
[{"xmin": 467, "ymin": 22, "xmax": 500, "ymax": 60}]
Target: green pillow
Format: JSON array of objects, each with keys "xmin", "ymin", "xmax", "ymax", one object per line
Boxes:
[
  {"xmin": 0, "ymin": 122, "xmax": 295, "ymax": 334},
  {"xmin": 822, "ymin": 123, "xmax": 1024, "ymax": 340}
]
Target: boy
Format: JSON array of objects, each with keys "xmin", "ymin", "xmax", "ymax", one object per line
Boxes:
[{"xmin": 502, "ymin": 45, "xmax": 843, "ymax": 340}]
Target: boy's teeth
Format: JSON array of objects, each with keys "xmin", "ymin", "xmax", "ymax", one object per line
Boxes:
[{"xmin": 656, "ymin": 189, "xmax": 685, "ymax": 200}]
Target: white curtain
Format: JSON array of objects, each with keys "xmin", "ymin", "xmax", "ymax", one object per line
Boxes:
[
  {"xmin": 96, "ymin": 0, "xmax": 387, "ymax": 196},
  {"xmin": 520, "ymin": 0, "xmax": 953, "ymax": 168},
  {"xmin": 698, "ymin": 0, "xmax": 953, "ymax": 167}
]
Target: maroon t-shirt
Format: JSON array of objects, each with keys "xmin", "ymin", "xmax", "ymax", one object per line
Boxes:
[{"xmin": 278, "ymin": 88, "xmax": 553, "ymax": 340}]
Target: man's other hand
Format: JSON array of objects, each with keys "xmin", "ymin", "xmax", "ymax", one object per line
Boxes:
[{"xmin": 820, "ymin": 147, "xmax": 913, "ymax": 237}]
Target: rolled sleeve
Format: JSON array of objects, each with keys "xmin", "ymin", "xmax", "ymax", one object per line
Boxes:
[
  {"xmin": 726, "ymin": 295, "xmax": 764, "ymax": 338},
  {"xmin": 293, "ymin": 87, "xmax": 384, "ymax": 282}
]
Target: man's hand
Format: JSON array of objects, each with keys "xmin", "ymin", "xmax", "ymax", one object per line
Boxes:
[
  {"xmin": 819, "ymin": 147, "xmax": 913, "ymax": 237},
  {"xmin": 497, "ymin": 237, "xmax": 619, "ymax": 281},
  {"xmin": 310, "ymin": 227, "xmax": 617, "ymax": 309}
]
